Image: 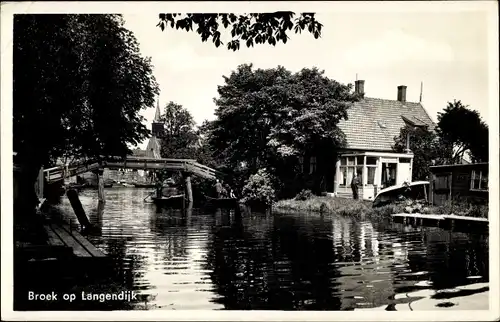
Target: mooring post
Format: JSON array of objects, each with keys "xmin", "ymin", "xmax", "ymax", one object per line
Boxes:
[
  {"xmin": 183, "ymin": 172, "xmax": 193, "ymax": 205},
  {"xmin": 66, "ymin": 188, "xmax": 91, "ymax": 230},
  {"xmin": 94, "ymin": 168, "xmax": 105, "ymax": 204}
]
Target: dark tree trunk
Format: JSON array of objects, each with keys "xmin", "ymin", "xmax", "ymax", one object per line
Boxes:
[
  {"xmin": 14, "ymin": 159, "xmax": 45, "ymax": 244},
  {"xmin": 14, "ymin": 164, "xmax": 42, "ymax": 220}
]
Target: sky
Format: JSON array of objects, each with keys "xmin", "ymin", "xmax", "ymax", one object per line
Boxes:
[{"xmin": 121, "ymin": 8, "xmax": 493, "ymax": 150}]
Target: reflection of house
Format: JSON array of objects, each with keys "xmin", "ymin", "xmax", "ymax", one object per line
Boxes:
[
  {"xmin": 429, "ymin": 163, "xmax": 489, "ymax": 206},
  {"xmin": 329, "ymin": 80, "xmax": 435, "ymax": 200},
  {"xmin": 333, "ymin": 219, "xmax": 397, "ymax": 310}
]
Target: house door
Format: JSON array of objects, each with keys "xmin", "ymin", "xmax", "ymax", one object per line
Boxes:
[
  {"xmin": 381, "ymin": 163, "xmax": 397, "ymax": 188},
  {"xmin": 397, "ymin": 163, "xmax": 411, "ymax": 185},
  {"xmin": 432, "ymin": 173, "xmax": 452, "ymax": 206}
]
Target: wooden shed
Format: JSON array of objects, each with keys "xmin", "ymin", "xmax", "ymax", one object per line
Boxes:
[{"xmin": 429, "ymin": 163, "xmax": 489, "ymax": 206}]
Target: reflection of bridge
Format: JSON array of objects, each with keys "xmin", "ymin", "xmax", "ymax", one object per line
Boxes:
[{"xmin": 43, "ymin": 156, "xmax": 220, "ymax": 184}]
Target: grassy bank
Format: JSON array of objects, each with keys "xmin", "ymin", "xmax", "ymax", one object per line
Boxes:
[{"xmin": 274, "ymin": 196, "xmax": 488, "ymax": 219}]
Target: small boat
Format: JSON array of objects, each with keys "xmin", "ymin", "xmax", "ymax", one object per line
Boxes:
[
  {"xmin": 66, "ymin": 183, "xmax": 85, "ymax": 190},
  {"xmin": 204, "ymin": 194, "xmax": 239, "ymax": 208},
  {"xmin": 79, "ymin": 182, "xmax": 113, "ymax": 189},
  {"xmin": 134, "ymin": 183, "xmax": 156, "ymax": 188},
  {"xmin": 115, "ymin": 182, "xmax": 134, "ymax": 187},
  {"xmin": 373, "ymin": 181, "xmax": 429, "ymax": 208},
  {"xmin": 152, "ymin": 194, "xmax": 185, "ymax": 208}
]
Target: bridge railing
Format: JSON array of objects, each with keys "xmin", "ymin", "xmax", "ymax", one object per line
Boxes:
[
  {"xmin": 43, "ymin": 156, "xmax": 222, "ymax": 183},
  {"xmin": 185, "ymin": 161, "xmax": 220, "ymax": 180},
  {"xmin": 44, "ymin": 161, "xmax": 101, "ymax": 184}
]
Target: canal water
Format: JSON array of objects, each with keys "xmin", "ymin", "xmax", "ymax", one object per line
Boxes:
[{"xmin": 55, "ymin": 188, "xmax": 489, "ymax": 311}]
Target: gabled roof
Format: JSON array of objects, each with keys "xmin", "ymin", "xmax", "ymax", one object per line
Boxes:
[{"xmin": 337, "ymin": 97, "xmax": 436, "ymax": 151}]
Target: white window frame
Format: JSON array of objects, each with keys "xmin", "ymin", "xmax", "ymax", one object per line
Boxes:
[
  {"xmin": 470, "ymin": 170, "xmax": 488, "ymax": 191},
  {"xmin": 339, "ymin": 156, "xmax": 365, "ymax": 186},
  {"xmin": 366, "ymin": 165, "xmax": 377, "ymax": 185}
]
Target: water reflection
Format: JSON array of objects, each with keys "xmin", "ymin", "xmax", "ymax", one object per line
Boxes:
[{"xmin": 54, "ymin": 189, "xmax": 489, "ymax": 310}]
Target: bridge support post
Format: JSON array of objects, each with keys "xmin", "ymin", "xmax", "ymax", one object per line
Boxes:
[
  {"xmin": 93, "ymin": 169, "xmax": 105, "ymax": 203},
  {"xmin": 183, "ymin": 172, "xmax": 193, "ymax": 206},
  {"xmin": 66, "ymin": 189, "xmax": 91, "ymax": 230}
]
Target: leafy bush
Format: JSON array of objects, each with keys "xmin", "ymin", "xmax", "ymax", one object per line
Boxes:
[
  {"xmin": 427, "ymin": 200, "xmax": 488, "ymax": 218},
  {"xmin": 294, "ymin": 189, "xmax": 314, "ymax": 201},
  {"xmin": 240, "ymin": 169, "xmax": 276, "ymax": 206},
  {"xmin": 274, "ymin": 195, "xmax": 488, "ymax": 219}
]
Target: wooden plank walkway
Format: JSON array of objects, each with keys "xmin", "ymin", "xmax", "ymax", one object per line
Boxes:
[
  {"xmin": 444, "ymin": 214, "xmax": 489, "ymax": 223},
  {"xmin": 392, "ymin": 213, "xmax": 446, "ymax": 220},
  {"xmin": 43, "ymin": 223, "xmax": 107, "ymax": 259},
  {"xmin": 391, "ymin": 213, "xmax": 489, "ymax": 231}
]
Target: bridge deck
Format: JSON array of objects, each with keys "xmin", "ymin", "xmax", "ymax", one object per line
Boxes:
[{"xmin": 44, "ymin": 156, "xmax": 220, "ymax": 184}]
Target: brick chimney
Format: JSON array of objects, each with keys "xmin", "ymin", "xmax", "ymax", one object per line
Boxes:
[
  {"xmin": 355, "ymin": 80, "xmax": 365, "ymax": 95},
  {"xmin": 397, "ymin": 85, "xmax": 407, "ymax": 103}
]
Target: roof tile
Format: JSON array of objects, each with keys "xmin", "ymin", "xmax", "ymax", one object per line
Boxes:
[{"xmin": 338, "ymin": 97, "xmax": 435, "ymax": 151}]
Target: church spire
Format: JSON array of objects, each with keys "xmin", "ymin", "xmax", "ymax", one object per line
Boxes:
[
  {"xmin": 151, "ymin": 98, "xmax": 163, "ymax": 138},
  {"xmin": 154, "ymin": 98, "xmax": 161, "ymax": 122}
]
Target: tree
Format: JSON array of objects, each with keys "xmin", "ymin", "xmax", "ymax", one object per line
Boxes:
[
  {"xmin": 159, "ymin": 101, "xmax": 200, "ymax": 159},
  {"xmin": 203, "ymin": 64, "xmax": 358, "ymax": 196},
  {"xmin": 436, "ymin": 100, "xmax": 489, "ymax": 163},
  {"xmin": 13, "ymin": 14, "xmax": 158, "ymax": 217},
  {"xmin": 156, "ymin": 13, "xmax": 323, "ymax": 51},
  {"xmin": 393, "ymin": 125, "xmax": 451, "ymax": 180},
  {"xmin": 240, "ymin": 169, "xmax": 276, "ymax": 207}
]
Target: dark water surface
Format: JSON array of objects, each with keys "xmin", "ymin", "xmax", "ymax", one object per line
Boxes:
[{"xmin": 54, "ymin": 188, "xmax": 489, "ymax": 311}]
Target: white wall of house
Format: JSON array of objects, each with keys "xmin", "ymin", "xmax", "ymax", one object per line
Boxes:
[{"xmin": 332, "ymin": 151, "xmax": 414, "ymax": 200}]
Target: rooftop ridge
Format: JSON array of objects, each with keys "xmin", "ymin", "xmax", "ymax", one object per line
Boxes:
[{"xmin": 361, "ymin": 96, "xmax": 423, "ymax": 105}]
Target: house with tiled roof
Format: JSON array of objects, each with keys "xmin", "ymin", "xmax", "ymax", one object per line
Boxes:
[{"xmin": 330, "ymin": 80, "xmax": 436, "ymax": 200}]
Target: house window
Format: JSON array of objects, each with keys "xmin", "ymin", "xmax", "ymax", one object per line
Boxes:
[
  {"xmin": 471, "ymin": 170, "xmax": 488, "ymax": 191},
  {"xmin": 364, "ymin": 157, "xmax": 377, "ymax": 185},
  {"xmin": 356, "ymin": 166, "xmax": 363, "ymax": 177},
  {"xmin": 367, "ymin": 167, "xmax": 376, "ymax": 185},
  {"xmin": 339, "ymin": 155, "xmax": 364, "ymax": 186},
  {"xmin": 347, "ymin": 166, "xmax": 354, "ymax": 185},
  {"xmin": 310, "ymin": 156, "xmax": 317, "ymax": 174}
]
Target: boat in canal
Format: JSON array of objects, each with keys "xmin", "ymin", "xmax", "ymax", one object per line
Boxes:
[
  {"xmin": 115, "ymin": 181, "xmax": 134, "ymax": 187},
  {"xmin": 149, "ymin": 184, "xmax": 185, "ymax": 208},
  {"xmin": 134, "ymin": 182, "xmax": 156, "ymax": 188},
  {"xmin": 152, "ymin": 194, "xmax": 185, "ymax": 208},
  {"xmin": 67, "ymin": 182, "xmax": 113, "ymax": 190},
  {"xmin": 373, "ymin": 181, "xmax": 429, "ymax": 207},
  {"xmin": 204, "ymin": 194, "xmax": 240, "ymax": 208}
]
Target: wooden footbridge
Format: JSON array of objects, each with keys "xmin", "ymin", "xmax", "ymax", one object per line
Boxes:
[{"xmin": 43, "ymin": 156, "xmax": 220, "ymax": 184}]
